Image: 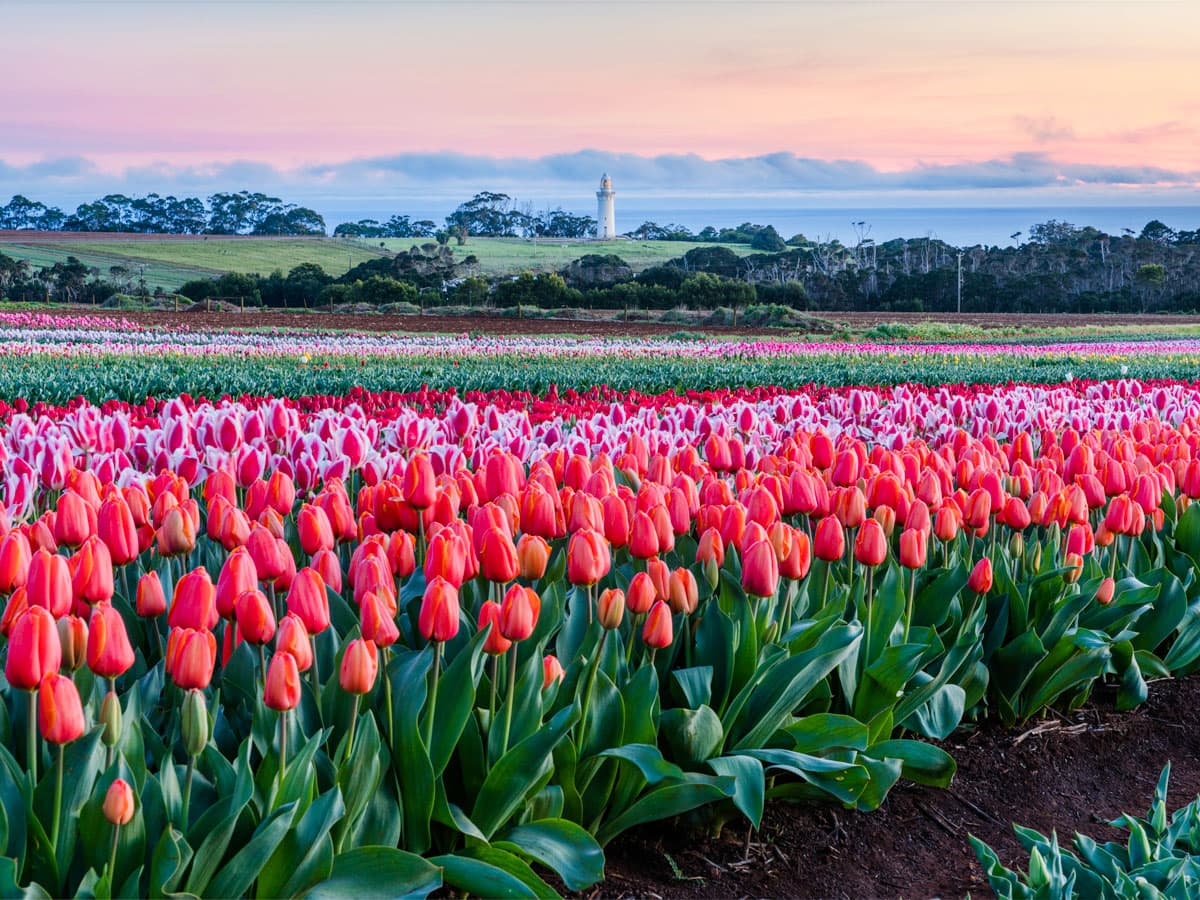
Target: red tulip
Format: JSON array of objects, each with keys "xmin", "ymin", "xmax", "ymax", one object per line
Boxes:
[
  {"xmin": 967, "ymin": 558, "xmax": 994, "ymax": 594},
  {"xmin": 287, "ymin": 567, "xmax": 331, "ymax": 635},
  {"xmin": 136, "ymin": 571, "xmax": 167, "ymax": 618},
  {"xmin": 499, "ymin": 584, "xmax": 540, "ymax": 641},
  {"xmin": 54, "ymin": 490, "xmax": 93, "ymax": 548},
  {"xmin": 419, "ymin": 577, "xmax": 460, "ymax": 643},
  {"xmin": 71, "ymin": 536, "xmax": 115, "ymax": 605},
  {"xmin": 626, "ymin": 571, "xmax": 657, "ymax": 614},
  {"xmin": 567, "ymin": 528, "xmax": 611, "ymax": 587},
  {"xmin": 311, "ymin": 548, "xmax": 344, "ymax": 593},
  {"xmin": 156, "ymin": 506, "xmax": 197, "ymax": 557},
  {"xmin": 276, "ymin": 613, "xmax": 313, "ymax": 671},
  {"xmin": 216, "ymin": 547, "xmax": 258, "ymax": 619},
  {"xmin": 813, "ymin": 516, "xmax": 846, "ymax": 562},
  {"xmin": 628, "ymin": 511, "xmax": 660, "ymax": 559},
  {"xmin": 479, "ymin": 527, "xmax": 520, "ymax": 584},
  {"xmin": 642, "ymin": 600, "xmax": 674, "ymax": 649},
  {"xmin": 542, "ymin": 654, "xmax": 565, "ymax": 689},
  {"xmin": 87, "ymin": 602, "xmax": 135, "ymax": 678},
  {"xmin": 0, "ymin": 531, "xmax": 32, "ymax": 593},
  {"xmin": 478, "ymin": 600, "xmax": 512, "ymax": 656},
  {"xmin": 6, "ymin": 606, "xmax": 61, "ymax": 689},
  {"xmin": 899, "ymin": 528, "xmax": 927, "ymax": 569},
  {"xmin": 26, "ymin": 548, "xmax": 72, "ymax": 618},
  {"xmin": 780, "ymin": 529, "xmax": 812, "ymax": 580},
  {"xmin": 97, "ymin": 496, "xmax": 139, "ymax": 566},
  {"xmin": 1097, "ymin": 577, "xmax": 1116, "ymax": 605},
  {"xmin": 166, "ymin": 627, "xmax": 216, "ymax": 690},
  {"xmin": 402, "ymin": 454, "xmax": 437, "ymax": 510},
  {"xmin": 247, "ymin": 524, "xmax": 286, "ymax": 581},
  {"xmin": 39, "ymin": 673, "xmax": 86, "ymax": 744},
  {"xmin": 297, "ymin": 504, "xmax": 335, "ymax": 557},
  {"xmin": 266, "ymin": 470, "xmax": 296, "ymax": 517},
  {"xmin": 516, "ymin": 534, "xmax": 551, "ymax": 581},
  {"xmin": 235, "ymin": 589, "xmax": 276, "ymax": 645},
  {"xmin": 934, "ymin": 506, "xmax": 961, "ymax": 543},
  {"xmin": 668, "ymin": 568, "xmax": 699, "ymax": 615},
  {"xmin": 168, "ymin": 568, "xmax": 218, "ymax": 631},
  {"xmin": 854, "ymin": 519, "xmax": 888, "ymax": 567},
  {"xmin": 264, "ymin": 651, "xmax": 301, "ymax": 711},
  {"xmin": 424, "ymin": 528, "xmax": 468, "ymax": 588},
  {"xmin": 741, "ymin": 539, "xmax": 780, "ymax": 598},
  {"xmin": 339, "ymin": 638, "xmax": 378, "ymax": 694},
  {"xmin": 359, "ymin": 590, "xmax": 400, "ymax": 648}
]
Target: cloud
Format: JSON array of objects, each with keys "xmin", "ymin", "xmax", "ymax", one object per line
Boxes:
[
  {"xmin": 1014, "ymin": 116, "xmax": 1075, "ymax": 143},
  {"xmin": 0, "ymin": 151, "xmax": 1196, "ymax": 222}
]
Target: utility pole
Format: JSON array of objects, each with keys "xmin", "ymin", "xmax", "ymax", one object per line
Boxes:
[{"xmin": 956, "ymin": 251, "xmax": 963, "ymax": 314}]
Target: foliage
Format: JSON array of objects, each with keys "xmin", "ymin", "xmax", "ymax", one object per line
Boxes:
[{"xmin": 972, "ymin": 765, "xmax": 1200, "ymax": 898}]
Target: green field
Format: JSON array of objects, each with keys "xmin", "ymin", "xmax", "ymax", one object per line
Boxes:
[{"xmin": 0, "ymin": 235, "xmax": 755, "ymax": 290}]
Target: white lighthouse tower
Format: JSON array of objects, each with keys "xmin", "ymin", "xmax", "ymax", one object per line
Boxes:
[{"xmin": 595, "ymin": 173, "xmax": 616, "ymax": 240}]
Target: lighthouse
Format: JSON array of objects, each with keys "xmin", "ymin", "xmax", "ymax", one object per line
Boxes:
[{"xmin": 595, "ymin": 173, "xmax": 616, "ymax": 239}]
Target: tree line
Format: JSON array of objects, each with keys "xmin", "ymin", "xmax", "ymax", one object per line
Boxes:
[{"xmin": 0, "ymin": 191, "xmax": 325, "ymax": 235}]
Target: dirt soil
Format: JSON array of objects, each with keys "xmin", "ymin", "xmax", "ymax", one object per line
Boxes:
[
  {"xmin": 594, "ymin": 675, "xmax": 1200, "ymax": 899},
  {"xmin": 99, "ymin": 308, "xmax": 1200, "ymax": 338}
]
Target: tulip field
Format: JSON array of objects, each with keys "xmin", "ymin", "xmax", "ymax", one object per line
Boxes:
[{"xmin": 5, "ymin": 314, "xmax": 1200, "ymax": 897}]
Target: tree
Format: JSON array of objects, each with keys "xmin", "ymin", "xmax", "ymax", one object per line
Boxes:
[
  {"xmin": 1139, "ymin": 220, "xmax": 1176, "ymax": 244},
  {"xmin": 750, "ymin": 225, "xmax": 788, "ymax": 252}
]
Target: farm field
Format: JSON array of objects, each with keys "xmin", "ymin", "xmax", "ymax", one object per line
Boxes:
[
  {"xmin": 0, "ymin": 233, "xmax": 756, "ymax": 289},
  {"xmin": 3, "ymin": 313, "xmax": 1200, "ymax": 897}
]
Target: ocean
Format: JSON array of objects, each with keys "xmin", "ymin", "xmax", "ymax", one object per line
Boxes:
[{"xmin": 318, "ymin": 199, "xmax": 1199, "ymax": 248}]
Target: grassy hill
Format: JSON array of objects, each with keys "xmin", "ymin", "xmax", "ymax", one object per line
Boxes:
[{"xmin": 0, "ymin": 235, "xmax": 755, "ymax": 291}]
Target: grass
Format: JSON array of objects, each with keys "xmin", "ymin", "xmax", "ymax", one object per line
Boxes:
[{"xmin": 1, "ymin": 235, "xmax": 755, "ymax": 290}]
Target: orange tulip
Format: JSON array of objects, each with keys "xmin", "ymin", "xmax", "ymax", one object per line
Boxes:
[
  {"xmin": 103, "ymin": 778, "xmax": 135, "ymax": 826},
  {"xmin": 854, "ymin": 519, "xmax": 888, "ymax": 567},
  {"xmin": 166, "ymin": 627, "xmax": 216, "ymax": 690},
  {"xmin": 542, "ymin": 654, "xmax": 565, "ymax": 688},
  {"xmin": 499, "ymin": 585, "xmax": 540, "ymax": 642},
  {"xmin": 478, "ymin": 600, "xmax": 512, "ymax": 656},
  {"xmin": 741, "ymin": 539, "xmax": 780, "ymax": 599},
  {"xmin": 136, "ymin": 571, "xmax": 167, "ymax": 618},
  {"xmin": 359, "ymin": 590, "xmax": 400, "ymax": 648},
  {"xmin": 567, "ymin": 528, "xmax": 611, "ymax": 587},
  {"xmin": 479, "ymin": 528, "xmax": 520, "ymax": 584},
  {"xmin": 276, "ymin": 613, "xmax": 314, "ymax": 672},
  {"xmin": 156, "ymin": 505, "xmax": 197, "ymax": 557},
  {"xmin": 287, "ymin": 567, "xmax": 331, "ymax": 635},
  {"xmin": 235, "ymin": 589, "xmax": 276, "ymax": 645},
  {"xmin": 27, "ymin": 548, "xmax": 72, "ymax": 618},
  {"xmin": 597, "ymin": 588, "xmax": 625, "ymax": 630},
  {"xmin": 168, "ymin": 568, "xmax": 218, "ymax": 631},
  {"xmin": 813, "ymin": 516, "xmax": 845, "ymax": 563},
  {"xmin": 667, "ymin": 568, "xmax": 699, "ymax": 615},
  {"xmin": 297, "ymin": 504, "xmax": 335, "ymax": 557}
]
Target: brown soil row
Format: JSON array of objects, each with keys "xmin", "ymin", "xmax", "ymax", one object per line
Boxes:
[{"xmin": 596, "ymin": 674, "xmax": 1200, "ymax": 899}]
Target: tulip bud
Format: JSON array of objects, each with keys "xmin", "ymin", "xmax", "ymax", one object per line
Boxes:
[
  {"xmin": 854, "ymin": 519, "xmax": 888, "ymax": 567},
  {"xmin": 899, "ymin": 528, "xmax": 927, "ymax": 570},
  {"xmin": 1008, "ymin": 532, "xmax": 1025, "ymax": 560},
  {"xmin": 6, "ymin": 605, "xmax": 61, "ymax": 690},
  {"xmin": 276, "ymin": 612, "xmax": 314, "ymax": 671},
  {"xmin": 181, "ymin": 688, "xmax": 209, "ymax": 757},
  {"xmin": 235, "ymin": 589, "xmax": 276, "ymax": 645},
  {"xmin": 813, "ymin": 516, "xmax": 845, "ymax": 562},
  {"xmin": 499, "ymin": 584, "xmax": 540, "ymax": 642},
  {"xmin": 104, "ymin": 778, "xmax": 136, "ymax": 827},
  {"xmin": 339, "ymin": 638, "xmax": 378, "ymax": 695},
  {"xmin": 264, "ymin": 650, "xmax": 302, "ymax": 711},
  {"xmin": 88, "ymin": 602, "xmax": 136, "ymax": 679},
  {"xmin": 667, "ymin": 568, "xmax": 699, "ymax": 615},
  {"xmin": 58, "ymin": 614, "xmax": 89, "ymax": 672},
  {"xmin": 169, "ymin": 568, "xmax": 218, "ymax": 632},
  {"xmin": 567, "ymin": 528, "xmax": 611, "ymax": 587},
  {"xmin": 1063, "ymin": 552, "xmax": 1083, "ymax": 584},
  {"xmin": 418, "ymin": 577, "xmax": 460, "ymax": 643},
  {"xmin": 642, "ymin": 600, "xmax": 674, "ymax": 649},
  {"xmin": 156, "ymin": 505, "xmax": 197, "ymax": 557},
  {"xmin": 479, "ymin": 528, "xmax": 520, "ymax": 584},
  {"xmin": 542, "ymin": 654, "xmax": 565, "ymax": 689},
  {"xmin": 597, "ymin": 588, "xmax": 625, "ymax": 630},
  {"xmin": 1096, "ymin": 576, "xmax": 1116, "ymax": 605},
  {"xmin": 134, "ymin": 571, "xmax": 166, "ymax": 618},
  {"xmin": 741, "ymin": 539, "xmax": 780, "ymax": 599},
  {"xmin": 967, "ymin": 558, "xmax": 994, "ymax": 594},
  {"xmin": 39, "ymin": 672, "xmax": 86, "ymax": 744},
  {"xmin": 287, "ymin": 568, "xmax": 331, "ymax": 635},
  {"xmin": 100, "ymin": 689, "xmax": 122, "ymax": 748},
  {"xmin": 626, "ymin": 571, "xmax": 657, "ymax": 615}
]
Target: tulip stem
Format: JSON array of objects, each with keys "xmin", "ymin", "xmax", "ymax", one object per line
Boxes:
[
  {"xmin": 821, "ymin": 563, "xmax": 831, "ymax": 608},
  {"xmin": 861, "ymin": 566, "xmax": 873, "ymax": 669},
  {"xmin": 278, "ymin": 710, "xmax": 288, "ymax": 794},
  {"xmin": 500, "ymin": 646, "xmax": 517, "ymax": 756},
  {"xmin": 310, "ymin": 651, "xmax": 320, "ymax": 707},
  {"xmin": 382, "ymin": 646, "xmax": 394, "ymax": 750},
  {"xmin": 181, "ymin": 755, "xmax": 195, "ymax": 832},
  {"xmin": 903, "ymin": 570, "xmax": 917, "ymax": 643},
  {"xmin": 577, "ymin": 632, "xmax": 608, "ymax": 754},
  {"xmin": 343, "ymin": 705, "xmax": 358, "ymax": 766},
  {"xmin": 50, "ymin": 744, "xmax": 64, "ymax": 852},
  {"xmin": 259, "ymin": 644, "xmax": 268, "ymax": 693},
  {"xmin": 625, "ymin": 613, "xmax": 642, "ymax": 666},
  {"xmin": 489, "ymin": 656, "xmax": 498, "ymax": 725},
  {"xmin": 425, "ymin": 643, "xmax": 442, "ymax": 750},
  {"xmin": 107, "ymin": 823, "xmax": 120, "ymax": 891},
  {"xmin": 26, "ymin": 690, "xmax": 37, "ymax": 785}
]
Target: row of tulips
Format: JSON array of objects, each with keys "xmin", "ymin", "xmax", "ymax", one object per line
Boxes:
[{"xmin": 5, "ymin": 393, "xmax": 1200, "ymax": 896}]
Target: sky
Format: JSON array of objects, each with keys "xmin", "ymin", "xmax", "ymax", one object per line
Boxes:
[{"xmin": 2, "ymin": 0, "xmax": 1199, "ymax": 216}]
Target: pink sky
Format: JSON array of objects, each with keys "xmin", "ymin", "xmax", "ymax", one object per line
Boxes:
[{"xmin": 1, "ymin": 1, "xmax": 1198, "ymax": 192}]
